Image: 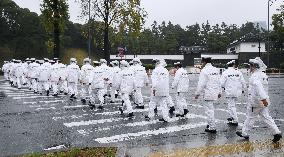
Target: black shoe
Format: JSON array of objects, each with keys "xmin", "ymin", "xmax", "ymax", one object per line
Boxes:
[
  {"xmin": 136, "ymin": 105, "xmax": 145, "ymax": 109},
  {"xmin": 206, "ymin": 125, "xmax": 209, "ymax": 129},
  {"xmin": 40, "ymin": 93, "xmax": 43, "ymax": 95},
  {"xmin": 169, "ymin": 106, "xmax": 175, "ymax": 115},
  {"xmin": 29, "ymin": 88, "xmax": 32, "ymax": 90},
  {"xmin": 73, "ymin": 96, "xmax": 77, "ymax": 99},
  {"xmin": 228, "ymin": 122, "xmax": 238, "ymax": 126},
  {"xmin": 18, "ymin": 88, "xmax": 21, "ymax": 89},
  {"xmin": 159, "ymin": 118, "xmax": 168, "ymax": 123},
  {"xmin": 70, "ymin": 94, "xmax": 75, "ymax": 98},
  {"xmin": 145, "ymin": 115, "xmax": 150, "ymax": 121},
  {"xmin": 81, "ymin": 99, "xmax": 86, "ymax": 104},
  {"xmin": 52, "ymin": 93, "xmax": 58, "ymax": 97},
  {"xmin": 98, "ymin": 106, "xmax": 104, "ymax": 110},
  {"xmin": 227, "ymin": 117, "xmax": 234, "ymax": 122},
  {"xmin": 183, "ymin": 109, "xmax": 189, "ymax": 115},
  {"xmin": 236, "ymin": 131, "xmax": 249, "ymax": 139},
  {"xmin": 110, "ymin": 101, "xmax": 115, "ymax": 103},
  {"xmin": 127, "ymin": 112, "xmax": 134, "ymax": 118},
  {"xmin": 119, "ymin": 107, "xmax": 123, "ymax": 114},
  {"xmin": 64, "ymin": 93, "xmax": 68, "ymax": 95},
  {"xmin": 154, "ymin": 108, "xmax": 158, "ymax": 114},
  {"xmin": 60, "ymin": 91, "xmax": 63, "ymax": 93},
  {"xmin": 176, "ymin": 114, "xmax": 184, "ymax": 117},
  {"xmin": 273, "ymin": 134, "xmax": 282, "ymax": 143},
  {"xmin": 46, "ymin": 90, "xmax": 49, "ymax": 96},
  {"xmin": 34, "ymin": 91, "xmax": 38, "ymax": 94},
  {"xmin": 115, "ymin": 94, "xmax": 118, "ymax": 98},
  {"xmin": 205, "ymin": 128, "xmax": 217, "ymax": 133}
]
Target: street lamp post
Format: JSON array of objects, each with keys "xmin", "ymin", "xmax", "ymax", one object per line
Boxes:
[
  {"xmin": 88, "ymin": 0, "xmax": 91, "ymax": 58},
  {"xmin": 267, "ymin": 0, "xmax": 277, "ymax": 68}
]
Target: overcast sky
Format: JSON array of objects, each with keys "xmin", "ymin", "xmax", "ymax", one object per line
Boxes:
[{"xmin": 13, "ymin": 0, "xmax": 282, "ymax": 28}]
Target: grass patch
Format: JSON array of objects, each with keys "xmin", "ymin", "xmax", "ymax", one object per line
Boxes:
[{"xmin": 23, "ymin": 147, "xmax": 117, "ymax": 157}]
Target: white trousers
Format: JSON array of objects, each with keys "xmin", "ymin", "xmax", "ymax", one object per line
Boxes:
[
  {"xmin": 121, "ymin": 93, "xmax": 134, "ymax": 114},
  {"xmin": 242, "ymin": 106, "xmax": 281, "ymax": 136},
  {"xmin": 134, "ymin": 87, "xmax": 143, "ymax": 104},
  {"xmin": 204, "ymin": 100, "xmax": 216, "ymax": 130},
  {"xmin": 51, "ymin": 81, "xmax": 58, "ymax": 94},
  {"xmin": 81, "ymin": 84, "xmax": 90, "ymax": 99},
  {"xmin": 148, "ymin": 96, "xmax": 170, "ymax": 121},
  {"xmin": 90, "ymin": 88, "xmax": 106, "ymax": 105},
  {"xmin": 176, "ymin": 92, "xmax": 188, "ymax": 115},
  {"xmin": 38, "ymin": 81, "xmax": 49, "ymax": 93},
  {"xmin": 58, "ymin": 80, "xmax": 68, "ymax": 93},
  {"xmin": 110, "ymin": 87, "xmax": 117, "ymax": 102},
  {"xmin": 167, "ymin": 95, "xmax": 175, "ymax": 107},
  {"xmin": 227, "ymin": 97, "xmax": 238, "ymax": 122},
  {"xmin": 68, "ymin": 82, "xmax": 77, "ymax": 95},
  {"xmin": 31, "ymin": 79, "xmax": 38, "ymax": 92},
  {"xmin": 16, "ymin": 77, "xmax": 22, "ymax": 88}
]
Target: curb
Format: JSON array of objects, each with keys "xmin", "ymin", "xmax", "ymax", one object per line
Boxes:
[{"xmin": 116, "ymin": 145, "xmax": 127, "ymax": 157}]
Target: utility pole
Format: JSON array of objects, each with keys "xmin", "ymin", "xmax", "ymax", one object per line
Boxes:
[
  {"xmin": 88, "ymin": 0, "xmax": 91, "ymax": 58},
  {"xmin": 267, "ymin": 0, "xmax": 270, "ymax": 68}
]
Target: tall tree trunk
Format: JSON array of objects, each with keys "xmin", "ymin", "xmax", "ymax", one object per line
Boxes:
[
  {"xmin": 103, "ymin": 0, "xmax": 110, "ymax": 62},
  {"xmin": 53, "ymin": 0, "xmax": 60, "ymax": 58}
]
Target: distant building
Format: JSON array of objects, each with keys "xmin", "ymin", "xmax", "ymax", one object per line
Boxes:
[
  {"xmin": 227, "ymin": 33, "xmax": 266, "ymax": 64},
  {"xmin": 179, "ymin": 46, "xmax": 207, "ymax": 54}
]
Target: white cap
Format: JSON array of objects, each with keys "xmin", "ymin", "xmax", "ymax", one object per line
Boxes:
[
  {"xmin": 70, "ymin": 58, "xmax": 77, "ymax": 62},
  {"xmin": 133, "ymin": 58, "xmax": 141, "ymax": 63},
  {"xmin": 255, "ymin": 57, "xmax": 267, "ymax": 71},
  {"xmin": 227, "ymin": 60, "xmax": 236, "ymax": 65},
  {"xmin": 174, "ymin": 62, "xmax": 181, "ymax": 65},
  {"xmin": 83, "ymin": 58, "xmax": 91, "ymax": 63},
  {"xmin": 93, "ymin": 60, "xmax": 100, "ymax": 64},
  {"xmin": 120, "ymin": 60, "xmax": 129, "ymax": 67},
  {"xmin": 100, "ymin": 59, "xmax": 107, "ymax": 64}
]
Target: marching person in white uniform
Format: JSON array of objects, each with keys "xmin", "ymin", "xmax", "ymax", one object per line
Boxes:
[
  {"xmin": 89, "ymin": 60, "xmax": 107, "ymax": 109},
  {"xmin": 171, "ymin": 62, "xmax": 190, "ymax": 117},
  {"xmin": 220, "ymin": 60, "xmax": 246, "ymax": 125},
  {"xmin": 132, "ymin": 58, "xmax": 149, "ymax": 109},
  {"xmin": 109, "ymin": 60, "xmax": 121, "ymax": 103},
  {"xmin": 38, "ymin": 59, "xmax": 51, "ymax": 96},
  {"xmin": 80, "ymin": 58, "xmax": 94, "ymax": 103},
  {"xmin": 49, "ymin": 60, "xmax": 60, "ymax": 96},
  {"xmin": 145, "ymin": 59, "xmax": 171, "ymax": 122},
  {"xmin": 236, "ymin": 57, "xmax": 282, "ymax": 143},
  {"xmin": 57, "ymin": 60, "xmax": 68, "ymax": 95},
  {"xmin": 116, "ymin": 60, "xmax": 136, "ymax": 118},
  {"xmin": 195, "ymin": 57, "xmax": 221, "ymax": 133},
  {"xmin": 66, "ymin": 58, "xmax": 80, "ymax": 100}
]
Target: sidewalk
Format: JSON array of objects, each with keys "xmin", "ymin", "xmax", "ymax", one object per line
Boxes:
[{"xmin": 126, "ymin": 139, "xmax": 284, "ymax": 157}]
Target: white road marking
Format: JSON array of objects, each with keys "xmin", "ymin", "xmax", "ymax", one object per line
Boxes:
[
  {"xmin": 44, "ymin": 145, "xmax": 66, "ymax": 151},
  {"xmin": 94, "ymin": 122, "xmax": 207, "ymax": 143},
  {"xmin": 35, "ymin": 107, "xmax": 56, "ymax": 111},
  {"xmin": 64, "ymin": 117, "xmax": 126, "ymax": 127}
]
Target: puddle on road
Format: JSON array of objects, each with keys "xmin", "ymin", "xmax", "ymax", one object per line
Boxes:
[{"xmin": 149, "ymin": 139, "xmax": 284, "ymax": 157}]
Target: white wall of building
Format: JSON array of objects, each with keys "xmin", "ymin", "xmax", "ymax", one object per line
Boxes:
[
  {"xmin": 239, "ymin": 42, "xmax": 266, "ymax": 53},
  {"xmin": 110, "ymin": 55, "xmax": 184, "ymax": 60},
  {"xmin": 227, "ymin": 42, "xmax": 266, "ymax": 54}
]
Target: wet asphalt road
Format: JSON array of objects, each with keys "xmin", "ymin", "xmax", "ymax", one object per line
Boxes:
[{"xmin": 0, "ymin": 74, "xmax": 283, "ymax": 157}]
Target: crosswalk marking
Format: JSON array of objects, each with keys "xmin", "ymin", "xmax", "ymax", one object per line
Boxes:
[
  {"xmin": 94, "ymin": 122, "xmax": 208, "ymax": 143},
  {"xmin": 0, "ymin": 81, "xmax": 283, "ymax": 146}
]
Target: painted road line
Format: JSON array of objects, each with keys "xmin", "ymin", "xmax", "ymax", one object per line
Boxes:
[
  {"xmin": 63, "ymin": 105, "xmax": 91, "ymax": 109},
  {"xmin": 12, "ymin": 96, "xmax": 64, "ymax": 99},
  {"xmin": 64, "ymin": 117, "xmax": 127, "ymax": 127},
  {"xmin": 35, "ymin": 107, "xmax": 56, "ymax": 111},
  {"xmin": 53, "ymin": 114, "xmax": 89, "ymax": 121},
  {"xmin": 23, "ymin": 100, "xmax": 66, "ymax": 104},
  {"xmin": 94, "ymin": 122, "xmax": 208, "ymax": 143},
  {"xmin": 44, "ymin": 145, "xmax": 66, "ymax": 151}
]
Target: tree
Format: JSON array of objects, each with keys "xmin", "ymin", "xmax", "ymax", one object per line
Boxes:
[
  {"xmin": 40, "ymin": 0, "xmax": 69, "ymax": 58},
  {"xmin": 271, "ymin": 5, "xmax": 284, "ymax": 51},
  {"xmin": 78, "ymin": 0, "xmax": 147, "ymax": 61}
]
